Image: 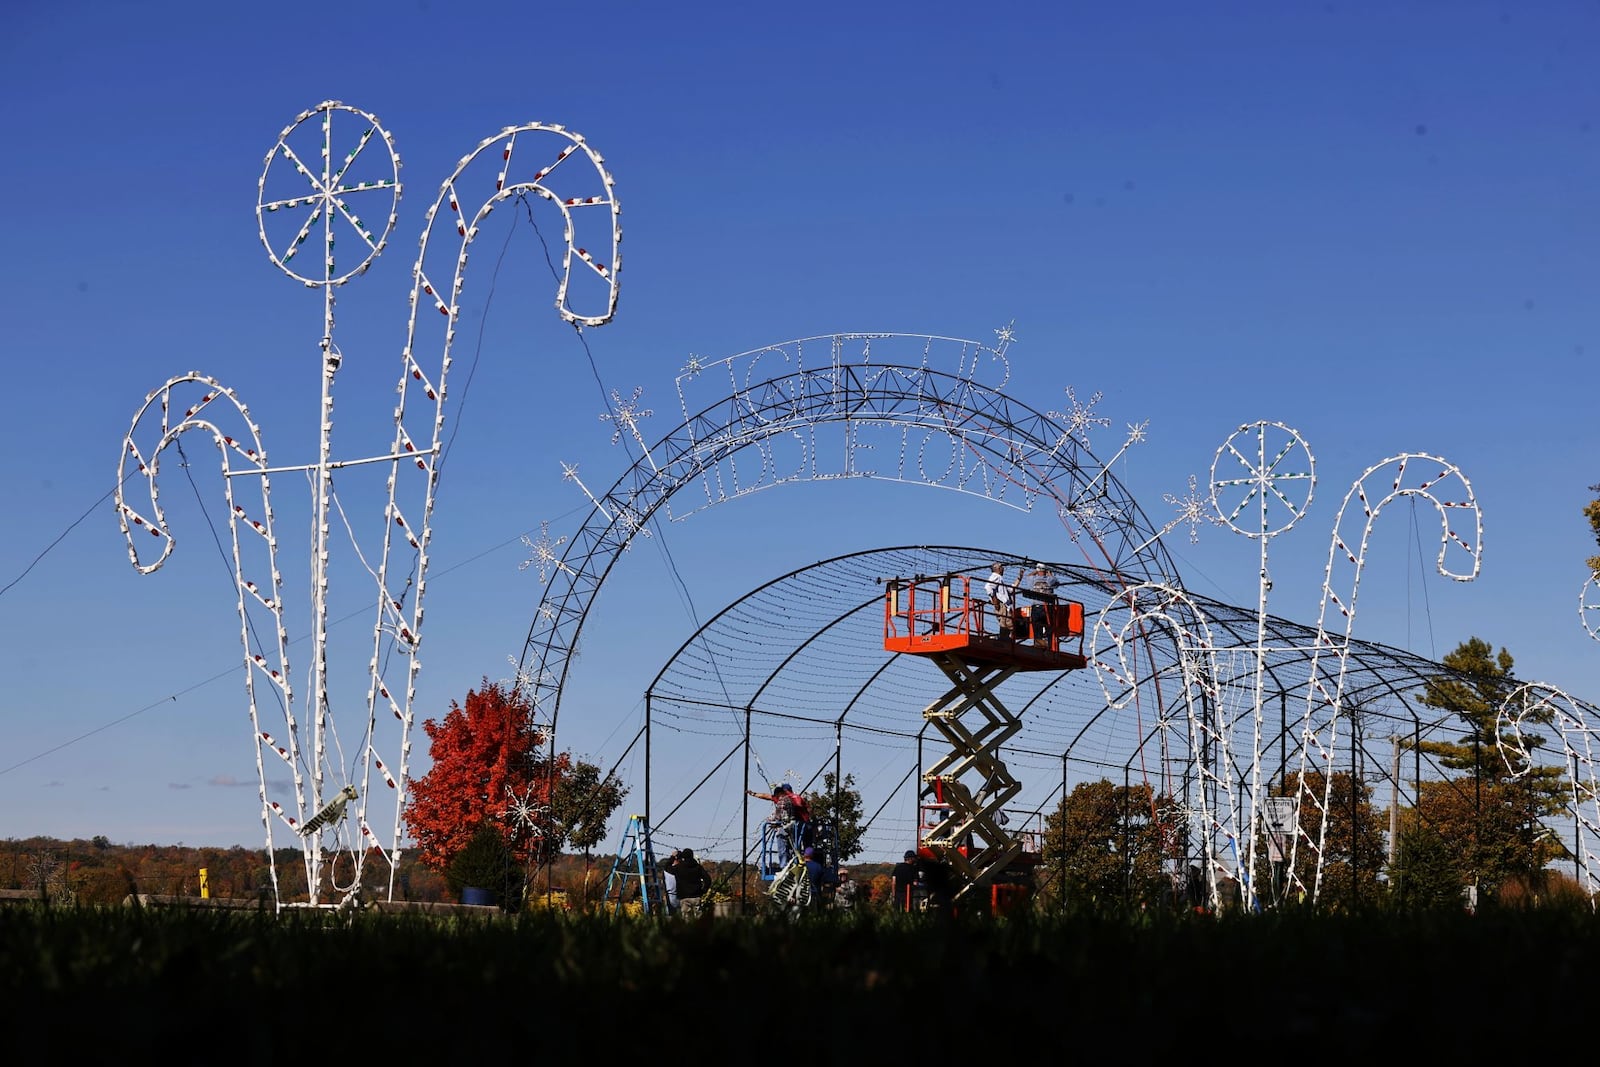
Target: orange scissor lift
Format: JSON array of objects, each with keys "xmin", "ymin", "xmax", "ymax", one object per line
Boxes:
[{"xmin": 883, "ymin": 572, "xmax": 1088, "ymax": 909}]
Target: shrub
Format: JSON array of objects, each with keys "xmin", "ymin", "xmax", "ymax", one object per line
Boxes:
[{"xmin": 445, "ymin": 823, "xmax": 525, "ymax": 910}]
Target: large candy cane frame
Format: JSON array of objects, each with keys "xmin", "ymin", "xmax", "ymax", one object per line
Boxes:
[
  {"xmin": 360, "ymin": 121, "xmax": 620, "ymax": 898},
  {"xmin": 1288, "ymin": 453, "xmax": 1481, "ymax": 903},
  {"xmin": 116, "ymin": 376, "xmax": 304, "ymax": 904}
]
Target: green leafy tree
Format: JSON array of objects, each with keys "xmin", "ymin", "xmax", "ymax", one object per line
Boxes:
[
  {"xmin": 550, "ymin": 759, "xmax": 629, "ymax": 861},
  {"xmin": 1388, "ymin": 821, "xmax": 1465, "ymax": 911},
  {"xmin": 1413, "ymin": 637, "xmax": 1568, "ymax": 900},
  {"xmin": 1585, "ymin": 483, "xmax": 1600, "ymax": 576},
  {"xmin": 1041, "ymin": 779, "xmax": 1172, "ymax": 912},
  {"xmin": 1275, "ymin": 771, "xmax": 1388, "ymax": 909},
  {"xmin": 806, "ymin": 771, "xmax": 866, "ymax": 862}
]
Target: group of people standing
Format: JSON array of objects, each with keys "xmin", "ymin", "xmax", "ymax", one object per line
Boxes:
[
  {"xmin": 984, "ymin": 561, "xmax": 1059, "ymax": 646},
  {"xmin": 661, "ymin": 837, "xmax": 928, "ymax": 914}
]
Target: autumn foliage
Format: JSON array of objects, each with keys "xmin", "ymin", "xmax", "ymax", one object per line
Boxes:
[
  {"xmin": 403, "ymin": 679, "xmax": 567, "ymax": 872},
  {"xmin": 402, "ymin": 678, "xmax": 629, "ymax": 884}
]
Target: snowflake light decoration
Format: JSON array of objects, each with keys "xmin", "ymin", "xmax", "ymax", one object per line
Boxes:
[
  {"xmin": 503, "ymin": 782, "xmax": 548, "ymax": 839},
  {"xmin": 993, "ymin": 320, "xmax": 1018, "ymax": 353},
  {"xmin": 613, "ymin": 495, "xmax": 654, "ymax": 542},
  {"xmin": 1047, "ymin": 386, "xmax": 1113, "ymax": 451},
  {"xmin": 518, "ymin": 520, "xmax": 569, "ymax": 582},
  {"xmin": 599, "ymin": 386, "xmax": 653, "ymax": 445},
  {"xmin": 1164, "ymin": 474, "xmax": 1224, "ymax": 544},
  {"xmin": 1063, "ymin": 493, "xmax": 1123, "ymax": 541}
]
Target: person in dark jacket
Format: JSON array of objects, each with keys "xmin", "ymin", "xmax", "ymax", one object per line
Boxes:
[
  {"xmin": 891, "ymin": 849, "xmax": 922, "ymax": 912},
  {"xmin": 661, "ymin": 848, "xmax": 712, "ymax": 915}
]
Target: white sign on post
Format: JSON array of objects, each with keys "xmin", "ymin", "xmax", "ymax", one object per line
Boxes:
[
  {"xmin": 1264, "ymin": 797, "xmax": 1297, "ymax": 862},
  {"xmin": 1264, "ymin": 797, "xmax": 1298, "ymax": 833}
]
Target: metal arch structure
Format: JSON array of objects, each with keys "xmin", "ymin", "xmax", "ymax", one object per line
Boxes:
[
  {"xmin": 633, "ymin": 544, "xmax": 1600, "ymax": 908},
  {"xmin": 514, "ymin": 333, "xmax": 1184, "ymax": 741},
  {"xmin": 117, "ymin": 101, "xmax": 620, "ymax": 909}
]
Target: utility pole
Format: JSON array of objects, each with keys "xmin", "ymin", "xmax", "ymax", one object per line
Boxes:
[{"xmin": 1388, "ymin": 735, "xmax": 1400, "ymax": 868}]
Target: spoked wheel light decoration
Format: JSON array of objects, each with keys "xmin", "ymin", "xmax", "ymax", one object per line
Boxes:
[
  {"xmin": 1286, "ymin": 453, "xmax": 1481, "ymax": 904},
  {"xmin": 115, "ymin": 101, "xmax": 620, "ymax": 908},
  {"xmin": 1208, "ymin": 420, "xmax": 1315, "ymax": 907},
  {"xmin": 1497, "ymin": 683, "xmax": 1600, "ymax": 907}
]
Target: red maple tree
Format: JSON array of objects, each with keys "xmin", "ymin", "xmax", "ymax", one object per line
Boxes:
[{"xmin": 402, "ymin": 678, "xmax": 570, "ymax": 872}]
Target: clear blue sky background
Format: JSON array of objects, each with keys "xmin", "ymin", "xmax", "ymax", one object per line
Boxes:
[{"xmin": 2, "ymin": 1, "xmax": 1596, "ymax": 858}]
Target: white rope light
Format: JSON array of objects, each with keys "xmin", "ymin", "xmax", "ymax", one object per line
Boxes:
[
  {"xmin": 116, "ymin": 373, "xmax": 300, "ymax": 906},
  {"xmin": 1581, "ymin": 571, "xmax": 1600, "ymax": 643}
]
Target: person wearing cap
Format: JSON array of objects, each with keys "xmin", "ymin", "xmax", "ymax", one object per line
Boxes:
[
  {"xmin": 891, "ymin": 849, "xmax": 922, "ymax": 912},
  {"xmin": 983, "ymin": 562, "xmax": 1016, "ymax": 639},
  {"xmin": 1027, "ymin": 563, "xmax": 1059, "ymax": 647},
  {"xmin": 801, "ymin": 846, "xmax": 825, "ymax": 906},
  {"xmin": 747, "ymin": 782, "xmax": 810, "ymax": 869},
  {"xmin": 833, "ymin": 868, "xmax": 859, "ymax": 910}
]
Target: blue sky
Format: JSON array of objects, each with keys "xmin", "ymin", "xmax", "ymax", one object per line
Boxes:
[{"xmin": 2, "ymin": 2, "xmax": 1596, "ymax": 861}]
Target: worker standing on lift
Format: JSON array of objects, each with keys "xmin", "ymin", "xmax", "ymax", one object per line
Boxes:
[
  {"xmin": 1027, "ymin": 563, "xmax": 1059, "ymax": 647},
  {"xmin": 984, "ymin": 562, "xmax": 1015, "ymax": 639},
  {"xmin": 748, "ymin": 783, "xmax": 809, "ymax": 867}
]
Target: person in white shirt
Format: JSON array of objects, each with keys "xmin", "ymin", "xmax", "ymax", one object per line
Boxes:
[{"xmin": 984, "ymin": 562, "xmax": 1015, "ymax": 639}]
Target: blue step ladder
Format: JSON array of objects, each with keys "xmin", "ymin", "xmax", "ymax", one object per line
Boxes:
[{"xmin": 604, "ymin": 814, "xmax": 667, "ymax": 915}]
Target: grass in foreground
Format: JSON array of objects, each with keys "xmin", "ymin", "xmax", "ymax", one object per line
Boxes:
[{"xmin": 3, "ymin": 902, "xmax": 1590, "ymax": 1054}]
